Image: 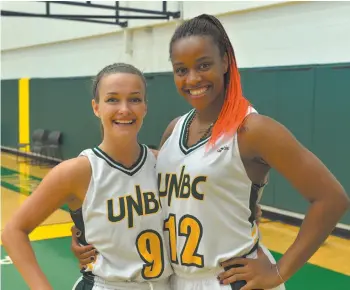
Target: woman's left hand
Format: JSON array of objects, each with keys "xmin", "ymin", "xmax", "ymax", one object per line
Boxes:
[{"xmin": 218, "ymin": 247, "xmax": 283, "ymax": 290}]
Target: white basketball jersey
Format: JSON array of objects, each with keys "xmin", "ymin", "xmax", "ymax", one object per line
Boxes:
[
  {"xmin": 76, "ymin": 145, "xmax": 173, "ymax": 283},
  {"xmin": 156, "ymin": 108, "xmax": 262, "ymax": 278}
]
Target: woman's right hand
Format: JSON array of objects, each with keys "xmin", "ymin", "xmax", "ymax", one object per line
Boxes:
[{"xmin": 71, "ymin": 226, "xmax": 98, "ymax": 269}]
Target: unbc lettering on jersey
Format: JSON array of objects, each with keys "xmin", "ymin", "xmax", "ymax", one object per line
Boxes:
[
  {"xmin": 107, "ymin": 185, "xmax": 160, "ymax": 228},
  {"xmin": 158, "ymin": 165, "xmax": 207, "ymax": 206}
]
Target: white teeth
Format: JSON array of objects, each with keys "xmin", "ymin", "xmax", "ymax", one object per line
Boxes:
[
  {"xmin": 189, "ymin": 87, "xmax": 208, "ymax": 96},
  {"xmin": 114, "ymin": 120, "xmax": 133, "ymax": 124}
]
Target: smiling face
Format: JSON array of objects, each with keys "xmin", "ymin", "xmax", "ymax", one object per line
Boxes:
[
  {"xmin": 92, "ymin": 72, "xmax": 147, "ymax": 140},
  {"xmin": 171, "ymin": 35, "xmax": 228, "ymax": 111}
]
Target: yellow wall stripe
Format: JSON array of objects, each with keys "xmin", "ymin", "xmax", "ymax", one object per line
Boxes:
[{"xmin": 18, "ymin": 78, "xmax": 30, "ymax": 152}]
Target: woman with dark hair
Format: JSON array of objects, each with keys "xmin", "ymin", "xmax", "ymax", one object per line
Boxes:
[{"xmin": 156, "ymin": 14, "xmax": 348, "ymax": 290}]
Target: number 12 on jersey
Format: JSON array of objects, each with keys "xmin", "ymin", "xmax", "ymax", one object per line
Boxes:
[
  {"xmin": 136, "ymin": 213, "xmax": 204, "ymax": 280},
  {"xmin": 164, "ymin": 214, "xmax": 204, "ymax": 267}
]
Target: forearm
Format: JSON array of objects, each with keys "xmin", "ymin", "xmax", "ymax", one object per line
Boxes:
[
  {"xmin": 277, "ymin": 196, "xmax": 348, "ymax": 282},
  {"xmin": 2, "ymin": 228, "xmax": 52, "ymax": 290}
]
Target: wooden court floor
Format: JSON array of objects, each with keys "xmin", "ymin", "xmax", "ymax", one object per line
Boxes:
[{"xmin": 1, "ymin": 151, "xmax": 349, "ymax": 289}]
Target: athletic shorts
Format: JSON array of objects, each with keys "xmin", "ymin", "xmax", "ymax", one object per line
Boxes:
[{"xmin": 72, "ymin": 275, "xmax": 170, "ymax": 290}]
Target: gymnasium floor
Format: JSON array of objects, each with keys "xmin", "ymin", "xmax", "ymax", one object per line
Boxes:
[{"xmin": 1, "ymin": 151, "xmax": 349, "ymax": 289}]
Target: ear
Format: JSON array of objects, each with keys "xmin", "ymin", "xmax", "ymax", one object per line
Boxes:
[
  {"xmin": 92, "ymin": 99, "xmax": 100, "ymax": 118},
  {"xmin": 222, "ymin": 53, "xmax": 229, "ymax": 74}
]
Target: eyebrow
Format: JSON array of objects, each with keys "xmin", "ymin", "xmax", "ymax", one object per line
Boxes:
[
  {"xmin": 106, "ymin": 91, "xmax": 141, "ymax": 96},
  {"xmin": 173, "ymin": 56, "xmax": 212, "ymax": 66},
  {"xmin": 197, "ymin": 56, "xmax": 212, "ymax": 62}
]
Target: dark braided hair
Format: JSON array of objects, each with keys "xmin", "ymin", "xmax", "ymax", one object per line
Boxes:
[
  {"xmin": 169, "ymin": 14, "xmax": 250, "ymax": 147},
  {"xmin": 92, "ymin": 63, "xmax": 147, "ymax": 102},
  {"xmin": 170, "ymin": 14, "xmax": 232, "ymax": 57}
]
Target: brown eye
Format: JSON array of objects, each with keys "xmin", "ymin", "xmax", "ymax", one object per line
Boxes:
[
  {"xmin": 175, "ymin": 67, "xmax": 187, "ymax": 76},
  {"xmin": 199, "ymin": 63, "xmax": 211, "ymax": 70}
]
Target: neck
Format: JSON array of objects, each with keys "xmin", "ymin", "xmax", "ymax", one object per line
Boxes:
[
  {"xmin": 99, "ymin": 135, "xmax": 140, "ymax": 167},
  {"xmin": 195, "ymin": 92, "xmax": 225, "ymax": 124}
]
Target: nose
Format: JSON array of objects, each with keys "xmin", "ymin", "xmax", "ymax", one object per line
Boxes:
[
  {"xmin": 185, "ymin": 69, "xmax": 201, "ymax": 87},
  {"xmin": 118, "ymin": 100, "xmax": 131, "ymax": 115}
]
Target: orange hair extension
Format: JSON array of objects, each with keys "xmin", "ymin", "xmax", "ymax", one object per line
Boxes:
[{"xmin": 208, "ymin": 57, "xmax": 250, "ymax": 147}]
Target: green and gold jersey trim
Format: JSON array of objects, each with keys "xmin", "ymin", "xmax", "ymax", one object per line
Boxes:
[
  {"xmin": 92, "ymin": 144, "xmax": 147, "ymax": 176},
  {"xmin": 179, "ymin": 109, "xmax": 211, "ymax": 155}
]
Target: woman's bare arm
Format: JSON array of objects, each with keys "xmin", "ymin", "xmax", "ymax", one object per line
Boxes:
[
  {"xmin": 219, "ymin": 114, "xmax": 349, "ymax": 289},
  {"xmin": 1, "ymin": 157, "xmax": 91, "ymax": 290}
]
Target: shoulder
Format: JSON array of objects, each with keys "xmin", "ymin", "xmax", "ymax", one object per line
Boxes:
[
  {"xmin": 57, "ymin": 156, "xmax": 91, "ymax": 173},
  {"xmin": 165, "ymin": 116, "xmax": 182, "ymax": 135},
  {"xmin": 239, "ymin": 113, "xmax": 294, "ymax": 144},
  {"xmin": 23, "ymin": 156, "xmax": 92, "ymax": 210},
  {"xmin": 238, "ymin": 113, "xmax": 308, "ymax": 166},
  {"xmin": 159, "ymin": 116, "xmax": 182, "ymax": 148},
  {"xmin": 48, "ymin": 156, "xmax": 92, "ymax": 188}
]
